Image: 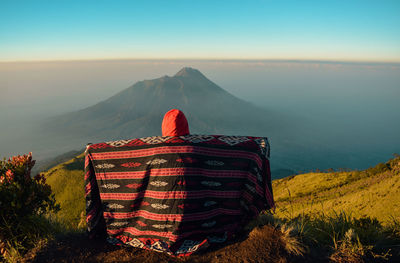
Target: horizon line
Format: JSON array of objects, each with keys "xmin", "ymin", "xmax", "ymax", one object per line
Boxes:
[{"xmin": 1, "ymin": 57, "xmax": 400, "ymax": 66}]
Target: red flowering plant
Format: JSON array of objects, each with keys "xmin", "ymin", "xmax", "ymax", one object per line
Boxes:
[{"xmin": 0, "ymin": 153, "xmax": 59, "ymax": 236}]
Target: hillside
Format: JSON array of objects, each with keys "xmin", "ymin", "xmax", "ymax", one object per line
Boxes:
[
  {"xmin": 44, "ymin": 153, "xmax": 86, "ymax": 228},
  {"xmin": 273, "ymin": 155, "xmax": 400, "ymax": 224},
  {"xmin": 31, "ymin": 154, "xmax": 400, "ymax": 262},
  {"xmin": 45, "ymin": 152, "xmax": 400, "ymax": 228}
]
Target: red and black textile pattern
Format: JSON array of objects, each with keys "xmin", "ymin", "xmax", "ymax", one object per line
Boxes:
[{"xmin": 85, "ymin": 134, "xmax": 274, "ymax": 256}]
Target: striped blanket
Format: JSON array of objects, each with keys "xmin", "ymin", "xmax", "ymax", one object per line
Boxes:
[{"xmin": 85, "ymin": 135, "xmax": 274, "ymax": 256}]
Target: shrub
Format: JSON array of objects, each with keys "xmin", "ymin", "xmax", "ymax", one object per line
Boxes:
[
  {"xmin": 367, "ymin": 162, "xmax": 390, "ymax": 175},
  {"xmin": 0, "ymin": 153, "xmax": 60, "ymax": 260}
]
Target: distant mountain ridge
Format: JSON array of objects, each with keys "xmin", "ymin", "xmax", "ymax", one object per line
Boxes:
[
  {"xmin": 42, "ymin": 67, "xmax": 287, "ymax": 156},
  {"xmin": 45, "ymin": 67, "xmax": 278, "ymax": 138},
  {"xmin": 37, "ymin": 67, "xmax": 345, "ymax": 174}
]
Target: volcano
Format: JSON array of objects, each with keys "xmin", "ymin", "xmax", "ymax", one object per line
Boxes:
[
  {"xmin": 44, "ymin": 67, "xmax": 282, "ymax": 141},
  {"xmin": 38, "ymin": 67, "xmax": 340, "ymax": 177}
]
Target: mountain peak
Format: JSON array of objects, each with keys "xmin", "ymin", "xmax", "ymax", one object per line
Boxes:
[{"xmin": 174, "ymin": 67, "xmax": 205, "ymax": 78}]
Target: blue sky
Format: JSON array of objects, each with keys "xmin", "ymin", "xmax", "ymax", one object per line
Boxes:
[{"xmin": 1, "ymin": 0, "xmax": 399, "ymax": 62}]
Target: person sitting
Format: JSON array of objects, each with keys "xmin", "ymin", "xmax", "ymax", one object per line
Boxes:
[{"xmin": 85, "ymin": 108, "xmax": 274, "ymax": 256}]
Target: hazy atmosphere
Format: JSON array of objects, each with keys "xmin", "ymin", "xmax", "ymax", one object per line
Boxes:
[{"xmin": 1, "ymin": 60, "xmax": 399, "ymax": 173}]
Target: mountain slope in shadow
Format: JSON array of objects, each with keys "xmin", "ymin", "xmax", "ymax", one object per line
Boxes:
[
  {"xmin": 44, "ymin": 67, "xmax": 284, "ymax": 140},
  {"xmin": 37, "ymin": 67, "xmax": 345, "ymax": 174}
]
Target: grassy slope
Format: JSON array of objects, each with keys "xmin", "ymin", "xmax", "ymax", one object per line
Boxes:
[
  {"xmin": 45, "ymin": 153, "xmax": 85, "ymax": 228},
  {"xmin": 32, "ymin": 155, "xmax": 400, "ymax": 262},
  {"xmin": 273, "ymin": 156, "xmax": 400, "ymax": 224},
  {"xmin": 45, "ymin": 153, "xmax": 400, "ymax": 228}
]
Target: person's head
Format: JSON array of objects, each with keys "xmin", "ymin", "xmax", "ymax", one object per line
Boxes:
[{"xmin": 162, "ymin": 109, "xmax": 190, "ymax": 136}]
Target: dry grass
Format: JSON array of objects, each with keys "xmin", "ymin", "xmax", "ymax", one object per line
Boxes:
[
  {"xmin": 278, "ymin": 224, "xmax": 305, "ymax": 257},
  {"xmin": 273, "ymin": 155, "xmax": 400, "ymax": 225},
  {"xmin": 245, "ymin": 213, "xmax": 305, "ymax": 257}
]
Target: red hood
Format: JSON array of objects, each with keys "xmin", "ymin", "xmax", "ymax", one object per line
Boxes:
[{"xmin": 162, "ymin": 109, "xmax": 190, "ymax": 136}]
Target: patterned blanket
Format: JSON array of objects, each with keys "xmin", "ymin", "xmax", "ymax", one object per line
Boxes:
[{"xmin": 85, "ymin": 135, "xmax": 274, "ymax": 256}]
